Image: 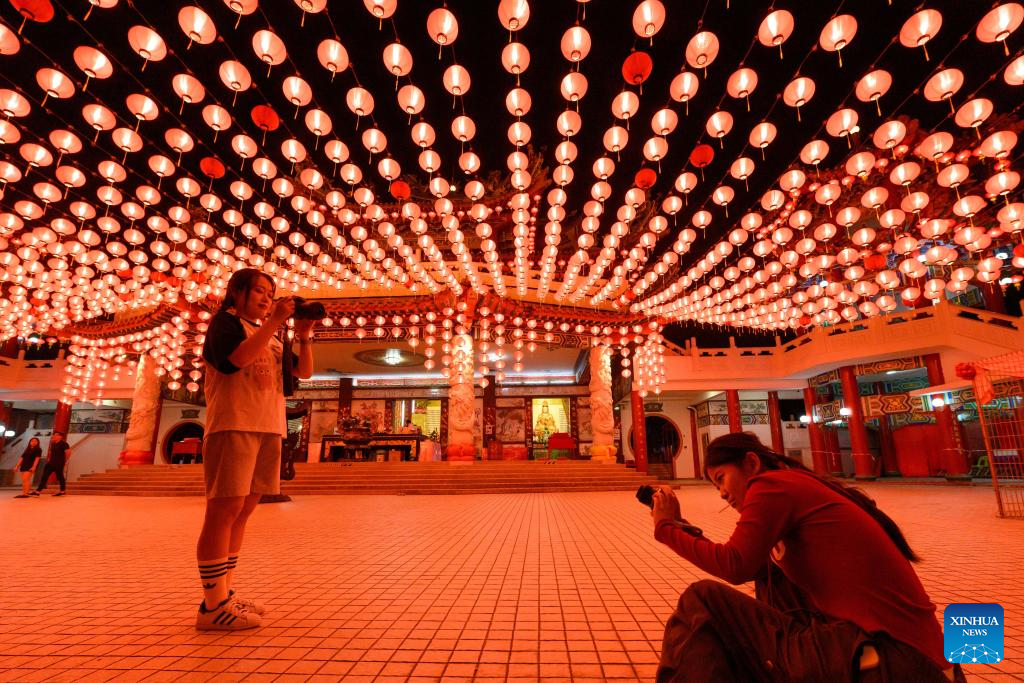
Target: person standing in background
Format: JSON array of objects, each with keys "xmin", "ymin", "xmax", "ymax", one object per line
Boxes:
[
  {"xmin": 13, "ymin": 437, "xmax": 42, "ymax": 498},
  {"xmin": 33, "ymin": 432, "xmax": 70, "ymax": 497}
]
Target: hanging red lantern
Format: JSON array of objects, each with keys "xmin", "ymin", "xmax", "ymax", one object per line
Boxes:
[
  {"xmin": 954, "ymin": 362, "xmax": 977, "ymax": 380},
  {"xmin": 689, "ymin": 143, "xmax": 714, "ymax": 168},
  {"xmin": 250, "ymin": 104, "xmax": 280, "ymax": 132},
  {"xmin": 798, "ymin": 315, "xmax": 812, "ymax": 327},
  {"xmin": 390, "ymin": 179, "xmax": 411, "ymax": 200},
  {"xmin": 199, "ymin": 156, "xmax": 225, "ymax": 179},
  {"xmin": 634, "ymin": 168, "xmax": 656, "ymax": 189},
  {"xmin": 11, "ymin": 0, "xmax": 55, "ymax": 24},
  {"xmin": 621, "ymin": 51, "xmax": 653, "ymax": 85},
  {"xmin": 1014, "ymin": 243, "xmax": 1024, "ymax": 260},
  {"xmin": 864, "ymin": 253, "xmax": 887, "ymax": 271}
]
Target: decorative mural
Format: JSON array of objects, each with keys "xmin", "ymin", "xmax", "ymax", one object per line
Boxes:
[
  {"xmin": 857, "ymin": 356, "xmax": 922, "ymax": 375},
  {"xmin": 496, "ymin": 398, "xmax": 525, "ymax": 443}
]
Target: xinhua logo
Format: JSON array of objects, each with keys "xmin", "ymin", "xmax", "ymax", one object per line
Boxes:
[{"xmin": 944, "ymin": 603, "xmax": 1004, "ymax": 664}]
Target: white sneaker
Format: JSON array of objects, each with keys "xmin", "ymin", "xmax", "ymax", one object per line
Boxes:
[
  {"xmin": 195, "ymin": 597, "xmax": 261, "ymax": 630},
  {"xmin": 230, "ymin": 590, "xmax": 266, "ymax": 616}
]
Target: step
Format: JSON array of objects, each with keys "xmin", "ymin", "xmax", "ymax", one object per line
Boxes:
[{"xmin": 67, "ymin": 462, "xmax": 658, "ymax": 496}]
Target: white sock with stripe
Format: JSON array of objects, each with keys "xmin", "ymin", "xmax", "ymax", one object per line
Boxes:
[{"xmin": 198, "ymin": 557, "xmax": 230, "ymax": 611}]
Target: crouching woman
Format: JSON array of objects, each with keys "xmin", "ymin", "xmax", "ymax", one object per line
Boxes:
[{"xmin": 653, "ymin": 432, "xmax": 963, "ymax": 682}]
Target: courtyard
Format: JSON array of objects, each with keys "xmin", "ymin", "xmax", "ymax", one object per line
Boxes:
[{"xmin": 1, "ymin": 484, "xmax": 1021, "ymax": 682}]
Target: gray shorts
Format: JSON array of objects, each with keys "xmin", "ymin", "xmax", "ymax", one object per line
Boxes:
[{"xmin": 202, "ymin": 431, "xmax": 281, "ymax": 499}]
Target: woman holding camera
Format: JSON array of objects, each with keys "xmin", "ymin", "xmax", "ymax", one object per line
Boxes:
[
  {"xmin": 195, "ymin": 268, "xmax": 314, "ymax": 630},
  {"xmin": 653, "ymin": 432, "xmax": 961, "ymax": 682}
]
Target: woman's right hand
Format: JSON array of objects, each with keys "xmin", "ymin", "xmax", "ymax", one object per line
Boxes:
[
  {"xmin": 652, "ymin": 486, "xmax": 683, "ymax": 525},
  {"xmin": 267, "ymin": 298, "xmax": 295, "ymax": 327}
]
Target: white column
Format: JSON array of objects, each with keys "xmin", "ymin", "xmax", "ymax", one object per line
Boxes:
[
  {"xmin": 589, "ymin": 346, "xmax": 618, "ymax": 464},
  {"xmin": 119, "ymin": 354, "xmax": 163, "ymax": 466},
  {"xmin": 446, "ymin": 333, "xmax": 476, "ymax": 461}
]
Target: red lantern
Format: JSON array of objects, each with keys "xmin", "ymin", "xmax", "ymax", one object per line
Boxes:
[
  {"xmin": 689, "ymin": 143, "xmax": 714, "ymax": 168},
  {"xmin": 1014, "ymin": 243, "xmax": 1024, "ymax": 260},
  {"xmin": 955, "ymin": 362, "xmax": 977, "ymax": 380},
  {"xmin": 390, "ymin": 180, "xmax": 411, "ymax": 201},
  {"xmin": 622, "ymin": 51, "xmax": 653, "ymax": 85},
  {"xmin": 634, "ymin": 168, "xmax": 656, "ymax": 189},
  {"xmin": 199, "ymin": 156, "xmax": 225, "ymax": 179},
  {"xmin": 11, "ymin": 0, "xmax": 55, "ymax": 24},
  {"xmin": 250, "ymin": 104, "xmax": 280, "ymax": 132},
  {"xmin": 864, "ymin": 253, "xmax": 887, "ymax": 271},
  {"xmin": 798, "ymin": 315, "xmax": 812, "ymax": 327}
]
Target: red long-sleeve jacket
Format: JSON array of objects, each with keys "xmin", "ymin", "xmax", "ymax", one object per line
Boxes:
[{"xmin": 655, "ymin": 469, "xmax": 948, "ymax": 671}]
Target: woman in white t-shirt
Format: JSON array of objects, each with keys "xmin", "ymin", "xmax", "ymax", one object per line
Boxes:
[{"xmin": 194, "ymin": 269, "xmax": 315, "ymax": 630}]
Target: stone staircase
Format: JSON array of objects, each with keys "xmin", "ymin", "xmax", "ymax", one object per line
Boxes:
[{"xmin": 67, "ymin": 461, "xmax": 661, "ymax": 496}]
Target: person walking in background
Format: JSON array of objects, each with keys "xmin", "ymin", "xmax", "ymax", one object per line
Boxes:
[
  {"xmin": 13, "ymin": 437, "xmax": 42, "ymax": 498},
  {"xmin": 33, "ymin": 432, "xmax": 70, "ymax": 497}
]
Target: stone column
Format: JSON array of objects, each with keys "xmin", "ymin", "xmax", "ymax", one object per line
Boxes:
[
  {"xmin": 446, "ymin": 333, "xmax": 476, "ymax": 461},
  {"xmin": 630, "ymin": 390, "xmax": 648, "ymax": 474},
  {"xmin": 924, "ymin": 353, "xmax": 969, "ymax": 479},
  {"xmin": 120, "ymin": 354, "xmax": 163, "ymax": 466},
  {"xmin": 803, "ymin": 387, "xmax": 828, "ymax": 474},
  {"xmin": 840, "ymin": 365, "xmax": 875, "ymax": 480},
  {"xmin": 767, "ymin": 391, "xmax": 784, "ymax": 453},
  {"xmin": 726, "ymin": 389, "xmax": 742, "ymax": 433},
  {"xmin": 588, "ymin": 346, "xmax": 617, "ymax": 464}
]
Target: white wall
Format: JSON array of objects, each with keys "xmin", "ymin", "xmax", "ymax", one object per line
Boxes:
[
  {"xmin": 620, "ymin": 397, "xmax": 700, "ymax": 479},
  {"xmin": 66, "ymin": 433, "xmax": 126, "ymax": 480}
]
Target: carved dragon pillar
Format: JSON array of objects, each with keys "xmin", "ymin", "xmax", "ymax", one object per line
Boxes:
[{"xmin": 588, "ymin": 346, "xmax": 618, "ymax": 464}]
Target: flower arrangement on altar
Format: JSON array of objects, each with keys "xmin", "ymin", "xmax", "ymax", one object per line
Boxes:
[{"xmin": 337, "ymin": 414, "xmax": 373, "ymax": 436}]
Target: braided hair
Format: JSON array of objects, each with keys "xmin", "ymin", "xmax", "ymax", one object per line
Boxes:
[{"xmin": 705, "ymin": 432, "xmax": 921, "ymax": 563}]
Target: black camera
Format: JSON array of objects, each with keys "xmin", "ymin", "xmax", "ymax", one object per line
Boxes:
[
  {"xmin": 292, "ymin": 296, "xmax": 326, "ymax": 321},
  {"xmin": 636, "ymin": 484, "xmax": 657, "ymax": 508}
]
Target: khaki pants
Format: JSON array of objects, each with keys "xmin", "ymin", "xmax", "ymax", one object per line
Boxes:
[{"xmin": 20, "ymin": 470, "xmax": 34, "ymax": 494}]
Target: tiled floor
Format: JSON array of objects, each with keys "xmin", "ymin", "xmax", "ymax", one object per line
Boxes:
[{"xmin": 1, "ymin": 484, "xmax": 1021, "ymax": 682}]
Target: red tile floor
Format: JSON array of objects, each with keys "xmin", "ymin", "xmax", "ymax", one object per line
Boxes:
[{"xmin": 1, "ymin": 483, "xmax": 1021, "ymax": 682}]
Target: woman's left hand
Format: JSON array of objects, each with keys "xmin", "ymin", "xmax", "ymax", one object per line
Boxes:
[
  {"xmin": 652, "ymin": 486, "xmax": 683, "ymax": 526},
  {"xmin": 294, "ymin": 319, "xmax": 317, "ymax": 339}
]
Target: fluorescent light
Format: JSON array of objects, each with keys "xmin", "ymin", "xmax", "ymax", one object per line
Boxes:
[{"xmin": 799, "ymin": 415, "xmax": 811, "ymax": 424}]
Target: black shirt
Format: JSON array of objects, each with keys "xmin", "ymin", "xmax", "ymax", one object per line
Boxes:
[
  {"xmin": 18, "ymin": 445, "xmax": 41, "ymax": 471},
  {"xmin": 202, "ymin": 310, "xmax": 299, "ymax": 396},
  {"xmin": 47, "ymin": 440, "xmax": 70, "ymax": 466}
]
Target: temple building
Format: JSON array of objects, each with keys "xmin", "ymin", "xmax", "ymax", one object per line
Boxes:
[
  {"xmin": 1, "ymin": 0, "xmax": 1023, "ymax": 494},
  {"xmin": 1, "ymin": 0, "xmax": 1024, "ymax": 677}
]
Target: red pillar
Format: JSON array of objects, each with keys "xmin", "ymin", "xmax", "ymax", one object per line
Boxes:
[
  {"xmin": 979, "ymin": 281, "xmax": 1006, "ymax": 315},
  {"xmin": 631, "ymin": 390, "xmax": 648, "ymax": 474},
  {"xmin": 803, "ymin": 387, "xmax": 827, "ymax": 474},
  {"xmin": 0, "ymin": 401, "xmax": 11, "ymax": 450},
  {"xmin": 0, "ymin": 337, "xmax": 19, "ymax": 358},
  {"xmin": 840, "ymin": 365, "xmax": 875, "ymax": 480},
  {"xmin": 689, "ymin": 407, "xmax": 701, "ymax": 478},
  {"xmin": 873, "ymin": 382, "xmax": 899, "ymax": 476},
  {"xmin": 924, "ymin": 353, "xmax": 969, "ymax": 478},
  {"xmin": 825, "ymin": 427, "xmax": 844, "ymax": 474},
  {"xmin": 726, "ymin": 389, "xmax": 742, "ymax": 434},
  {"xmin": 767, "ymin": 391, "xmax": 784, "ymax": 454},
  {"xmin": 53, "ymin": 400, "xmax": 72, "ymax": 436}
]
